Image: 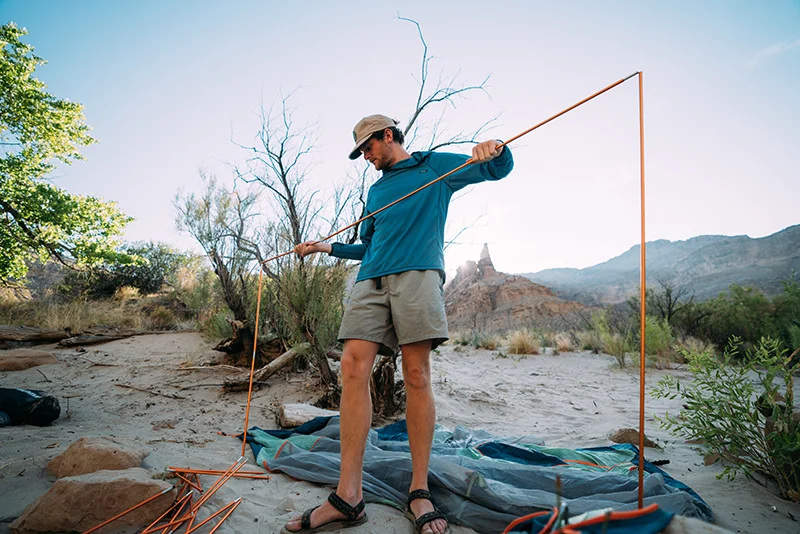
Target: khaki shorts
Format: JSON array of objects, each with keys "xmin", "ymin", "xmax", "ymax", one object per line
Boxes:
[{"xmin": 338, "ymin": 270, "xmax": 449, "ymax": 354}]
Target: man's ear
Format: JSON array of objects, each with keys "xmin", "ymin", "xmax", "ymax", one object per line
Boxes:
[{"xmin": 383, "ymin": 128, "xmax": 393, "ymax": 143}]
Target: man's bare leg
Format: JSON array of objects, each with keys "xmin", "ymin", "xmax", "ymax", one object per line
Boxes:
[
  {"xmin": 402, "ymin": 340, "xmax": 448, "ymax": 534},
  {"xmin": 283, "ymin": 339, "xmax": 378, "ymax": 532}
]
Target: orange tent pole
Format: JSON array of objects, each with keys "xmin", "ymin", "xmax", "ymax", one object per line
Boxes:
[{"xmin": 637, "ymin": 71, "xmax": 648, "ymax": 509}]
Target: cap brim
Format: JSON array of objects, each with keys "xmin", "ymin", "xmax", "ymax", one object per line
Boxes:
[{"xmin": 348, "ymin": 134, "xmax": 371, "ymax": 160}]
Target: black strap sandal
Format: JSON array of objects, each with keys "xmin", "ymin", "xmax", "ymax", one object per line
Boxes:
[
  {"xmin": 405, "ymin": 489, "xmax": 451, "ymax": 534},
  {"xmin": 281, "ymin": 491, "xmax": 367, "ymax": 533}
]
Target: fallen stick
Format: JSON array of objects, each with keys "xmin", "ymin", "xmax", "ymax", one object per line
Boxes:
[
  {"xmin": 114, "ymin": 383, "xmax": 187, "ymax": 400},
  {"xmin": 78, "ymin": 356, "xmax": 117, "ymax": 367},
  {"xmin": 178, "ymin": 365, "xmax": 243, "ymax": 372},
  {"xmin": 178, "ymin": 381, "xmax": 270, "ymax": 390},
  {"xmin": 223, "ymin": 343, "xmax": 308, "ymax": 392},
  {"xmin": 59, "ymin": 334, "xmax": 130, "ymax": 347}
]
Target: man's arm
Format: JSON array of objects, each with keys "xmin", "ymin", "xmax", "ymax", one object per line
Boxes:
[
  {"xmin": 294, "ymin": 215, "xmax": 373, "ymax": 260},
  {"xmin": 428, "ymin": 140, "xmax": 513, "ymax": 192}
]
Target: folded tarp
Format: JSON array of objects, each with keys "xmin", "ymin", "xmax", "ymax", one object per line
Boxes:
[{"xmin": 245, "ymin": 417, "xmax": 712, "ymax": 534}]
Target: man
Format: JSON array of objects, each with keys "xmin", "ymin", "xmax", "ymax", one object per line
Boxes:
[{"xmin": 283, "ymin": 114, "xmax": 513, "ymax": 534}]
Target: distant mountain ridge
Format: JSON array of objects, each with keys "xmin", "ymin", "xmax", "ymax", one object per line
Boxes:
[{"xmin": 521, "ymin": 224, "xmax": 800, "ymax": 305}]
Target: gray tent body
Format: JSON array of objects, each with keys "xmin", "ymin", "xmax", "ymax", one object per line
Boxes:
[{"xmin": 247, "ymin": 417, "xmax": 712, "ymax": 534}]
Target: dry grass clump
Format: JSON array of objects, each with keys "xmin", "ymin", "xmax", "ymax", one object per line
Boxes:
[
  {"xmin": 555, "ymin": 332, "xmax": 572, "ymax": 353},
  {"xmin": 113, "ymin": 286, "xmax": 140, "ymax": 301},
  {"xmin": 507, "ymin": 329, "xmax": 540, "ymax": 355},
  {"xmin": 677, "ymin": 336, "xmax": 715, "ymax": 358},
  {"xmin": 449, "ymin": 331, "xmax": 472, "ymax": 346},
  {"xmin": 471, "ymin": 332, "xmax": 501, "ymax": 350},
  {"xmin": 0, "ymin": 295, "xmax": 186, "ymax": 332},
  {"xmin": 576, "ymin": 330, "xmax": 604, "ymax": 353}
]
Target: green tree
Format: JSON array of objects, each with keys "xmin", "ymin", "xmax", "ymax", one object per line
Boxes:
[{"xmin": 0, "ymin": 22, "xmax": 132, "ymax": 283}]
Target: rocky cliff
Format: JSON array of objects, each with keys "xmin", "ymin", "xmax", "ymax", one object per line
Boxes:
[{"xmin": 445, "ymin": 244, "xmax": 586, "ymax": 333}]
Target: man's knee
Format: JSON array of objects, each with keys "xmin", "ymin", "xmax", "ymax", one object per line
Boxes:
[
  {"xmin": 340, "ymin": 351, "xmax": 374, "ymax": 383},
  {"xmin": 403, "ymin": 364, "xmax": 431, "ymax": 390}
]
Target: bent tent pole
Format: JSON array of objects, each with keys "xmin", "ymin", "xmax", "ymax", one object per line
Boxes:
[{"xmin": 245, "ymin": 72, "xmax": 649, "ymax": 508}]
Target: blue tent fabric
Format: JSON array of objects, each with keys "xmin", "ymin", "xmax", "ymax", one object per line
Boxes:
[
  {"xmin": 515, "ymin": 505, "xmax": 675, "ymax": 534},
  {"xmin": 244, "ymin": 417, "xmax": 712, "ymax": 534}
]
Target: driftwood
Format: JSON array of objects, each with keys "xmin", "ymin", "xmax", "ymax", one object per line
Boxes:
[
  {"xmin": 58, "ymin": 334, "xmax": 131, "ymax": 347},
  {"xmin": 212, "ymin": 320, "xmax": 285, "ymax": 368},
  {"xmin": 223, "ymin": 343, "xmax": 309, "ymax": 392},
  {"xmin": 0, "ymin": 325, "xmax": 69, "ymax": 343},
  {"xmin": 279, "ymin": 403, "xmax": 338, "ymax": 428},
  {"xmin": 371, "ymin": 354, "xmax": 405, "ymax": 422}
]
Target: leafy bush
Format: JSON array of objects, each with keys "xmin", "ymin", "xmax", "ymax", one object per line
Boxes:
[
  {"xmin": 652, "ymin": 337, "xmax": 800, "ymax": 502},
  {"xmin": 605, "ymin": 332, "xmax": 634, "ymax": 368},
  {"xmin": 577, "ymin": 330, "xmax": 603, "ymax": 353},
  {"xmin": 644, "ymin": 316, "xmax": 675, "ymax": 368},
  {"xmin": 262, "ymin": 261, "xmax": 349, "ymax": 354},
  {"xmin": 507, "ymin": 329, "xmax": 540, "ymax": 355},
  {"xmin": 61, "ymin": 242, "xmax": 194, "ymax": 297}
]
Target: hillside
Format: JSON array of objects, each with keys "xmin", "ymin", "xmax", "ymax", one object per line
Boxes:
[{"xmin": 521, "ymin": 224, "xmax": 800, "ymax": 305}]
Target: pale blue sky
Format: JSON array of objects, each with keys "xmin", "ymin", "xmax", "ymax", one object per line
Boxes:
[{"xmin": 3, "ymin": 1, "xmax": 799, "ymax": 277}]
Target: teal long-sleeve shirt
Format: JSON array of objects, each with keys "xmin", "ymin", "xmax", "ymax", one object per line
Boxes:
[{"xmin": 329, "ymin": 147, "xmax": 513, "ymax": 282}]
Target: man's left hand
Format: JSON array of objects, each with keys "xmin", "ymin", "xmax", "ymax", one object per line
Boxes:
[{"xmin": 472, "ymin": 140, "xmax": 503, "ymax": 163}]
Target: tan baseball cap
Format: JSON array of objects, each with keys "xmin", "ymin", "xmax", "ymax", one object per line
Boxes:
[{"xmin": 348, "ymin": 114, "xmax": 399, "ymax": 160}]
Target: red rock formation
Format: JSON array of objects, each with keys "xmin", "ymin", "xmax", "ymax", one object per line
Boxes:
[{"xmin": 445, "ymin": 245, "xmax": 585, "ymax": 332}]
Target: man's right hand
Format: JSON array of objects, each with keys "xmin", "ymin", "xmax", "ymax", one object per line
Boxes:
[{"xmin": 294, "ymin": 240, "xmax": 332, "ymax": 258}]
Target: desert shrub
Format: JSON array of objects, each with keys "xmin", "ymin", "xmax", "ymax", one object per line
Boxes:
[
  {"xmin": 605, "ymin": 332, "xmax": 634, "ymax": 368},
  {"xmin": 147, "ymin": 305, "xmax": 177, "ymax": 330},
  {"xmin": 449, "ymin": 331, "xmax": 471, "ymax": 346},
  {"xmin": 555, "ymin": 332, "xmax": 572, "ymax": 353},
  {"xmin": 539, "ymin": 329, "xmax": 556, "ymax": 349},
  {"xmin": 507, "ymin": 329, "xmax": 540, "ymax": 355},
  {"xmin": 644, "ymin": 316, "xmax": 675, "ymax": 368},
  {"xmin": 470, "ymin": 332, "xmax": 500, "ymax": 350},
  {"xmin": 199, "ymin": 308, "xmax": 234, "ymax": 339},
  {"xmin": 652, "ymin": 337, "xmax": 800, "ymax": 502},
  {"xmin": 577, "ymin": 330, "xmax": 604, "ymax": 353},
  {"xmin": 262, "ymin": 261, "xmax": 349, "ymax": 354},
  {"xmin": 113, "ymin": 286, "xmax": 140, "ymax": 301},
  {"xmin": 698, "ymin": 285, "xmax": 778, "ymax": 350},
  {"xmin": 675, "ymin": 336, "xmax": 715, "ymax": 363}
]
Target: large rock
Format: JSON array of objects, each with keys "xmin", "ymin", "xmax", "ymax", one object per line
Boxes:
[
  {"xmin": 445, "ymin": 244, "xmax": 586, "ymax": 332},
  {"xmin": 48, "ymin": 437, "xmax": 147, "ymax": 478},
  {"xmin": 10, "ymin": 467, "xmax": 174, "ymax": 534},
  {"xmin": 0, "ymin": 349, "xmax": 59, "ymax": 371}
]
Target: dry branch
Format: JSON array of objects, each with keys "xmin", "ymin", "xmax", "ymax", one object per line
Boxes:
[{"xmin": 223, "ymin": 343, "xmax": 309, "ymax": 392}]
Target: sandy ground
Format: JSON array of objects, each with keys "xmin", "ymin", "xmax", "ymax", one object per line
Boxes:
[{"xmin": 1, "ymin": 332, "xmax": 799, "ymax": 534}]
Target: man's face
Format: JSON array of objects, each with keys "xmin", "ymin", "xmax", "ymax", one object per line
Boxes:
[{"xmin": 360, "ymin": 131, "xmax": 391, "ymax": 171}]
